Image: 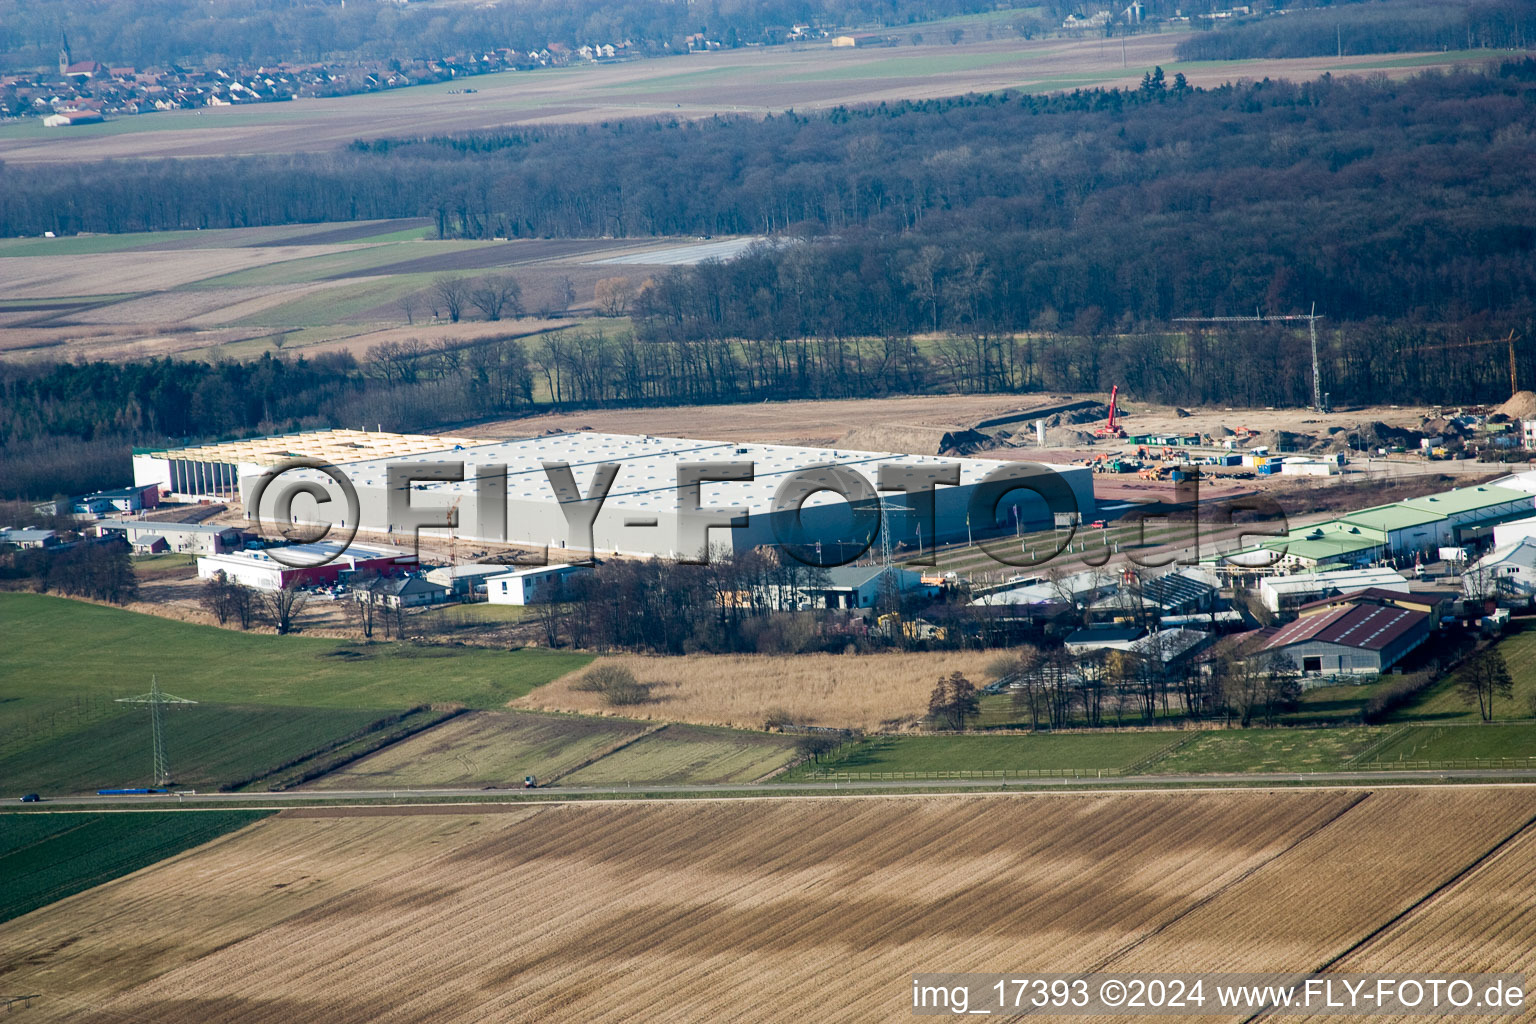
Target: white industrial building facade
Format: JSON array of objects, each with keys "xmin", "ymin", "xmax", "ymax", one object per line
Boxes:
[{"xmin": 144, "ymin": 428, "xmax": 1096, "ymax": 563}]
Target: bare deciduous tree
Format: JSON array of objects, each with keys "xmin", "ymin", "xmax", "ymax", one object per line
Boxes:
[
  {"xmin": 593, "ymin": 276, "xmax": 635, "ymax": 317},
  {"xmin": 432, "ymin": 275, "xmax": 470, "ymax": 323},
  {"xmin": 260, "ymin": 577, "xmax": 309, "ymax": 635},
  {"xmin": 470, "ymin": 274, "xmax": 522, "ymax": 321}
]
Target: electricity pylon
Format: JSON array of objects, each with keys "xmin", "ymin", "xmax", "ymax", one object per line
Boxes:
[{"xmin": 116, "ymin": 676, "xmax": 197, "ymax": 787}]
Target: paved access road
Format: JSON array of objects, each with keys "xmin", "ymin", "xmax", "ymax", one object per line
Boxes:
[{"xmin": 16, "ymin": 767, "xmax": 1536, "ymax": 810}]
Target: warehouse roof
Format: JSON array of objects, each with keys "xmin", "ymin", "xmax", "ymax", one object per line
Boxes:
[
  {"xmin": 1259, "ymin": 568, "xmax": 1410, "ymax": 596},
  {"xmin": 1263, "ymin": 603, "xmax": 1428, "ymax": 652},
  {"xmin": 1259, "ymin": 535, "xmax": 1381, "ymax": 561},
  {"xmin": 324, "ymin": 431, "xmax": 1092, "ymax": 515},
  {"xmin": 1399, "ymin": 485, "xmax": 1531, "ymax": 517},
  {"xmin": 1339, "ymin": 504, "xmax": 1447, "ymax": 532},
  {"xmin": 138, "ymin": 428, "xmax": 484, "ymax": 468}
]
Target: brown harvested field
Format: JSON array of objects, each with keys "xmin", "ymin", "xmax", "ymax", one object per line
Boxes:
[
  {"xmin": 0, "ymin": 246, "xmax": 368, "ymax": 297},
  {"xmin": 0, "ymin": 34, "xmax": 1499, "ymax": 166},
  {"xmin": 1288, "ymin": 825, "xmax": 1536, "ymax": 1023},
  {"xmin": 515, "ymin": 650, "xmax": 1007, "ymax": 730},
  {"xmin": 3, "ymin": 788, "xmax": 1533, "ymax": 1023},
  {"xmin": 306, "ymin": 710, "xmax": 655, "ymax": 789},
  {"xmin": 469, "ymin": 393, "xmax": 1075, "ymax": 449}
]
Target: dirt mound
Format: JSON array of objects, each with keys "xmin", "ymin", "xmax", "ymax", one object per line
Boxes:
[
  {"xmin": 838, "ymin": 424, "xmax": 953, "ymax": 455},
  {"xmin": 937, "ymin": 428, "xmax": 1002, "ymax": 456},
  {"xmin": 1340, "ymin": 420, "xmax": 1423, "ymax": 452},
  {"xmin": 1251, "ymin": 429, "xmax": 1322, "ymax": 453},
  {"xmin": 1498, "ymin": 391, "xmax": 1536, "ymax": 419},
  {"xmin": 1046, "ymin": 427, "xmax": 1100, "ymax": 446}
]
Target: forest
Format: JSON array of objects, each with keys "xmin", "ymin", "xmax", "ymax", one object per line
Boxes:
[
  {"xmin": 4, "ymin": 64, "xmax": 1536, "ymax": 498},
  {"xmin": 1174, "ymin": 0, "xmax": 1536, "ymax": 61},
  {"xmin": 4, "ymin": 63, "xmax": 1534, "ymax": 335}
]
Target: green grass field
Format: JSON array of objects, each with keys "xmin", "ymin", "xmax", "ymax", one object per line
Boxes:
[
  {"xmin": 0, "ymin": 593, "xmax": 588, "ymax": 716},
  {"xmin": 1390, "ymin": 624, "xmax": 1536, "ymax": 723},
  {"xmin": 1145, "ymin": 727, "xmax": 1388, "ymax": 774},
  {"xmin": 791, "ymin": 731, "xmax": 1180, "ymax": 778},
  {"xmin": 309, "ymin": 710, "xmax": 653, "ymax": 789},
  {"xmin": 0, "ymin": 810, "xmax": 270, "ymax": 923},
  {"xmin": 560, "ymin": 723, "xmax": 800, "ymax": 785},
  {"xmin": 0, "ymin": 704, "xmax": 390, "ymax": 793},
  {"xmin": 1366, "ymin": 723, "xmax": 1536, "ymax": 766},
  {"xmin": 0, "ymin": 593, "xmax": 589, "ymax": 796}
]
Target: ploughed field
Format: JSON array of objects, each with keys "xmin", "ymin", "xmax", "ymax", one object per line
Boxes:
[{"xmin": 4, "ymin": 787, "xmax": 1533, "ymax": 1022}]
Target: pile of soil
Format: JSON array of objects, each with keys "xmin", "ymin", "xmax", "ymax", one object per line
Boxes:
[{"xmin": 1498, "ymin": 391, "xmax": 1536, "ymax": 419}]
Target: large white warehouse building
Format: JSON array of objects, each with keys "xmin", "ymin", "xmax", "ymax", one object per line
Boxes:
[{"xmin": 139, "ymin": 428, "xmax": 1096, "ymax": 562}]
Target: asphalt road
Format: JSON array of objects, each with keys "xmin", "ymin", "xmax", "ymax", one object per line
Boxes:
[{"xmin": 16, "ymin": 767, "xmax": 1536, "ymax": 809}]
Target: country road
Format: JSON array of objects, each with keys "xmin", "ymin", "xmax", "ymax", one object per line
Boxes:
[{"xmin": 15, "ymin": 767, "xmax": 1536, "ymax": 810}]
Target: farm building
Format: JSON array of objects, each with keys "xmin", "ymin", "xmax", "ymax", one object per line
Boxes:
[
  {"xmin": 213, "ymin": 429, "xmax": 1095, "ymax": 562},
  {"xmin": 96, "ymin": 520, "xmax": 243, "ymax": 555},
  {"xmin": 196, "ymin": 541, "xmax": 415, "ymax": 591},
  {"xmin": 1296, "ymin": 586, "xmax": 1460, "ymax": 625},
  {"xmin": 1260, "ymin": 603, "xmax": 1431, "ymax": 677},
  {"xmin": 485, "ymin": 564, "xmax": 593, "ymax": 605},
  {"xmin": 1257, "ymin": 567, "xmax": 1411, "ymax": 614}
]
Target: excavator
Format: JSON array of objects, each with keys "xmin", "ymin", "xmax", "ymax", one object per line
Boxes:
[{"xmin": 1094, "ymin": 385, "xmax": 1128, "ymax": 439}]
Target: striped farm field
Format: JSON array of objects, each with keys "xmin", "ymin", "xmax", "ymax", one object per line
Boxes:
[
  {"xmin": 516, "ymin": 649, "xmax": 1006, "ymax": 731},
  {"xmin": 4, "ymin": 787, "xmax": 1533, "ymax": 1022}
]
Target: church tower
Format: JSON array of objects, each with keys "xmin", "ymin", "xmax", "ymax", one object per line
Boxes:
[{"xmin": 58, "ymin": 32, "xmax": 72, "ymax": 76}]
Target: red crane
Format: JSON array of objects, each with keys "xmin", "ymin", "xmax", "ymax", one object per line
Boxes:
[{"xmin": 1095, "ymin": 385, "xmax": 1127, "ymax": 438}]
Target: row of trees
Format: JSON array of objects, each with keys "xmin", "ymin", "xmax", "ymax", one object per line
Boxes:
[
  {"xmin": 980, "ymin": 641, "xmax": 1299, "ymax": 731},
  {"xmin": 0, "ymin": 540, "xmax": 138, "ymax": 604},
  {"xmin": 1175, "ymin": 0, "xmax": 1536, "ymax": 60},
  {"xmin": 9, "ymin": 310, "xmax": 1534, "ymax": 503}
]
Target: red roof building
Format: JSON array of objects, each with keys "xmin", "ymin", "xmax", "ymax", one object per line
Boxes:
[{"xmin": 1262, "ymin": 603, "xmax": 1430, "ymax": 677}]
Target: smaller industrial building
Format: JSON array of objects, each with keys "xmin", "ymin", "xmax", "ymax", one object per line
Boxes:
[
  {"xmin": 1257, "ymin": 568, "xmax": 1411, "ymax": 614},
  {"xmin": 36, "ymin": 484, "xmax": 160, "ymax": 519},
  {"xmin": 1090, "ymin": 567, "xmax": 1220, "ymax": 619},
  {"xmin": 355, "ymin": 576, "xmax": 452, "ymax": 609},
  {"xmin": 756, "ymin": 565, "xmax": 934, "ymax": 610},
  {"xmin": 1215, "ymin": 484, "xmax": 1534, "ymax": 573},
  {"xmin": 424, "ymin": 564, "xmax": 520, "ymax": 597},
  {"xmin": 486, "ymin": 564, "xmax": 594, "ymax": 605},
  {"xmin": 196, "ymin": 542, "xmax": 416, "ymax": 591},
  {"xmin": 1261, "ymin": 603, "xmax": 1431, "ymax": 677},
  {"xmin": 96, "ymin": 520, "xmax": 244, "ymax": 555},
  {"xmin": 0, "ymin": 527, "xmax": 60, "ymax": 549},
  {"xmin": 1462, "ymin": 538, "xmax": 1536, "ymax": 603}
]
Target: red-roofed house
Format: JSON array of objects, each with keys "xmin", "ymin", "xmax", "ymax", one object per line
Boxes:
[
  {"xmin": 1262, "ymin": 603, "xmax": 1431, "ymax": 677},
  {"xmin": 64, "ymin": 60, "xmax": 107, "ymax": 79}
]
